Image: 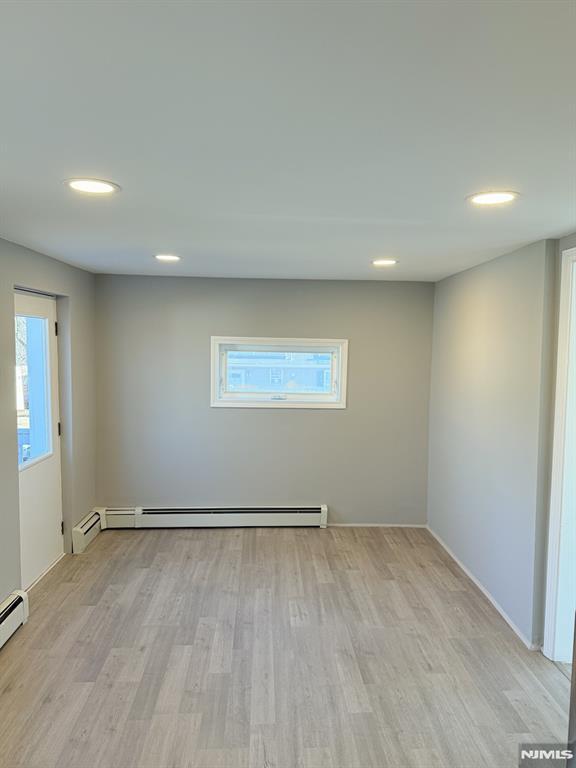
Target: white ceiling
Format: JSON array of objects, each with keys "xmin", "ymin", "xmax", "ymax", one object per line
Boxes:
[{"xmin": 0, "ymin": 1, "xmax": 575, "ymax": 281}]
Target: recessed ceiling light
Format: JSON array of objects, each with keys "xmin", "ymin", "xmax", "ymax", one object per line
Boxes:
[
  {"xmin": 372, "ymin": 258, "xmax": 398, "ymax": 267},
  {"xmin": 154, "ymin": 254, "xmax": 181, "ymax": 263},
  {"xmin": 468, "ymin": 191, "xmax": 518, "ymax": 205},
  {"xmin": 66, "ymin": 178, "xmax": 120, "ymax": 195}
]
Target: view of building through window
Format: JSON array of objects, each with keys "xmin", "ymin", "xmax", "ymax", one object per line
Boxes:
[{"xmin": 225, "ymin": 350, "xmax": 332, "ymax": 394}]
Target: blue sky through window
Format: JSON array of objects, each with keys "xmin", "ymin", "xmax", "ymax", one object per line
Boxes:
[{"xmin": 15, "ymin": 316, "xmax": 51, "ymax": 465}]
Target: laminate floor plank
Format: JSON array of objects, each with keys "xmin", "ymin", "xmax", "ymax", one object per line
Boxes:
[{"xmin": 0, "ymin": 528, "xmax": 569, "ymax": 768}]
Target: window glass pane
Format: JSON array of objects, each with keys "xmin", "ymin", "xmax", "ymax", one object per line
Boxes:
[
  {"xmin": 15, "ymin": 316, "xmax": 51, "ymax": 465},
  {"xmin": 225, "ymin": 350, "xmax": 333, "ymax": 394}
]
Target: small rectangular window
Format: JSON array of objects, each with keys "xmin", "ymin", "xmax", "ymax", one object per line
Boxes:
[
  {"xmin": 211, "ymin": 337, "xmax": 348, "ymax": 408},
  {"xmin": 15, "ymin": 315, "xmax": 52, "ymax": 466}
]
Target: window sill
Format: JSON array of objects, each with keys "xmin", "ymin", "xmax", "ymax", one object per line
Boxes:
[{"xmin": 210, "ymin": 399, "xmax": 346, "ymax": 409}]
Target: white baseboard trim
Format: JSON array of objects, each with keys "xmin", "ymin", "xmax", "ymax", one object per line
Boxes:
[
  {"xmin": 24, "ymin": 552, "xmax": 66, "ymax": 592},
  {"xmin": 426, "ymin": 525, "xmax": 540, "ymax": 651},
  {"xmin": 329, "ymin": 523, "xmax": 428, "ymax": 528}
]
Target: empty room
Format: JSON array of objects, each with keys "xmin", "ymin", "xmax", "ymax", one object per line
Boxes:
[{"xmin": 0, "ymin": 2, "xmax": 575, "ymax": 767}]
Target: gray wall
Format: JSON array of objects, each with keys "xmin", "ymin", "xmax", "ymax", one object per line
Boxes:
[
  {"xmin": 95, "ymin": 276, "xmax": 434, "ymax": 524},
  {"xmin": 3, "ymin": 233, "xmax": 569, "ymax": 639},
  {"xmin": 427, "ymin": 240, "xmax": 556, "ymax": 646},
  {"xmin": 0, "ymin": 239, "xmax": 96, "ymax": 601},
  {"xmin": 559, "ymin": 232, "xmax": 576, "ymax": 253}
]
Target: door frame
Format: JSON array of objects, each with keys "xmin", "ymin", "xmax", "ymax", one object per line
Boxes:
[{"xmin": 543, "ymin": 247, "xmax": 576, "ymax": 660}]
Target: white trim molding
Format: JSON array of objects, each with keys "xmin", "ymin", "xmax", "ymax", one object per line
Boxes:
[
  {"xmin": 210, "ymin": 336, "xmax": 348, "ymax": 409},
  {"xmin": 329, "ymin": 523, "xmax": 427, "ymax": 528},
  {"xmin": 543, "ymin": 246, "xmax": 576, "ymax": 661},
  {"xmin": 427, "ymin": 526, "xmax": 540, "ymax": 651},
  {"xmin": 24, "ymin": 553, "xmax": 66, "ymax": 592}
]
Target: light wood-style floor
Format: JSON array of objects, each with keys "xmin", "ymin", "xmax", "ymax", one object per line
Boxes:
[
  {"xmin": 0, "ymin": 527, "xmax": 569, "ymax": 768},
  {"xmin": 554, "ymin": 661, "xmax": 572, "ymax": 681}
]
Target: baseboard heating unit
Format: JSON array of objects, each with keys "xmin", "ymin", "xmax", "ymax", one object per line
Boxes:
[
  {"xmin": 95, "ymin": 505, "xmax": 328, "ymax": 530},
  {"xmin": 71, "ymin": 510, "xmax": 102, "ymax": 554},
  {"xmin": 0, "ymin": 591, "xmax": 29, "ymax": 651}
]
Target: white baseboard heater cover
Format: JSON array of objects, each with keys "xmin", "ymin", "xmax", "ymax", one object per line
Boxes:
[
  {"xmin": 96, "ymin": 505, "xmax": 328, "ymax": 529},
  {"xmin": 72, "ymin": 510, "xmax": 102, "ymax": 554},
  {"xmin": 0, "ymin": 591, "xmax": 29, "ymax": 651}
]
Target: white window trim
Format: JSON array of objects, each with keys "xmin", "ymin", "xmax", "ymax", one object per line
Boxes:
[
  {"xmin": 210, "ymin": 336, "xmax": 348, "ymax": 409},
  {"xmin": 18, "ymin": 450, "xmax": 55, "ymax": 473}
]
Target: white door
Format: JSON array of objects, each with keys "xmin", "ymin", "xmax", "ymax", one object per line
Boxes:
[
  {"xmin": 15, "ymin": 292, "xmax": 63, "ymax": 589},
  {"xmin": 544, "ymin": 247, "xmax": 576, "ymax": 663}
]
